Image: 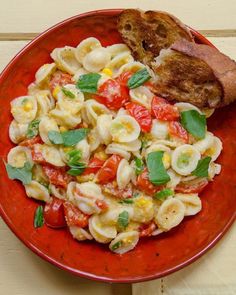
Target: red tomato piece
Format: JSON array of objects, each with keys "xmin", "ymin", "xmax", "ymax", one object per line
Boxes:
[
  {"xmin": 136, "ymin": 168, "xmax": 163, "ymax": 196},
  {"xmin": 175, "ymin": 178, "xmax": 209, "ymax": 194},
  {"xmin": 96, "ymin": 154, "xmax": 122, "ymax": 184},
  {"xmin": 42, "ymin": 164, "xmax": 72, "ymax": 189},
  {"xmin": 31, "ymin": 145, "xmax": 47, "ymax": 164},
  {"xmin": 19, "ymin": 135, "xmax": 43, "ymax": 148},
  {"xmin": 151, "ymin": 96, "xmax": 180, "ymax": 121},
  {"xmin": 95, "ymin": 79, "xmax": 130, "ymax": 110},
  {"xmin": 168, "ymin": 121, "xmax": 189, "ymax": 143},
  {"xmin": 49, "ymin": 71, "xmax": 73, "ymax": 93},
  {"xmin": 63, "ymin": 202, "xmax": 89, "ymax": 228},
  {"xmin": 102, "ymin": 183, "xmax": 133, "ymax": 199},
  {"xmin": 44, "ymin": 198, "xmax": 66, "ymax": 228},
  {"xmin": 125, "ymin": 102, "xmax": 152, "ymax": 132},
  {"xmin": 139, "ymin": 222, "xmax": 156, "ymax": 237},
  {"xmin": 95, "ymin": 199, "xmax": 109, "ymax": 211},
  {"xmin": 82, "ymin": 157, "xmax": 105, "ymax": 175},
  {"xmin": 116, "ymin": 71, "xmax": 133, "ymax": 86}
]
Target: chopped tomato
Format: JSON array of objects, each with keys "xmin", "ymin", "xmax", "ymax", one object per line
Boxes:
[
  {"xmin": 82, "ymin": 157, "xmax": 105, "ymax": 175},
  {"xmin": 116, "ymin": 71, "xmax": 133, "ymax": 86},
  {"xmin": 95, "ymin": 199, "xmax": 109, "ymax": 211},
  {"xmin": 49, "ymin": 71, "xmax": 73, "ymax": 93},
  {"xmin": 63, "ymin": 202, "xmax": 89, "ymax": 228},
  {"xmin": 151, "ymin": 96, "xmax": 179, "ymax": 121},
  {"xmin": 168, "ymin": 121, "xmax": 189, "ymax": 143},
  {"xmin": 19, "ymin": 136, "xmax": 43, "ymax": 148},
  {"xmin": 102, "ymin": 182, "xmax": 133, "ymax": 199},
  {"xmin": 42, "ymin": 164, "xmax": 72, "ymax": 189},
  {"xmin": 95, "ymin": 79, "xmax": 130, "ymax": 110},
  {"xmin": 44, "ymin": 198, "xmax": 66, "ymax": 228},
  {"xmin": 31, "ymin": 146, "xmax": 46, "ymax": 164},
  {"xmin": 125, "ymin": 102, "xmax": 152, "ymax": 132},
  {"xmin": 139, "ymin": 222, "xmax": 156, "ymax": 237},
  {"xmin": 136, "ymin": 168, "xmax": 163, "ymax": 196},
  {"xmin": 96, "ymin": 154, "xmax": 122, "ymax": 184},
  {"xmin": 175, "ymin": 178, "xmax": 209, "ymax": 194}
]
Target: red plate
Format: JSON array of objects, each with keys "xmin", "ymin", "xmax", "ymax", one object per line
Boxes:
[{"xmin": 0, "ymin": 9, "xmax": 235, "ymax": 283}]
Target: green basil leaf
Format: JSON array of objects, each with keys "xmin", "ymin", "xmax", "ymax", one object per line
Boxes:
[
  {"xmin": 147, "ymin": 151, "xmax": 170, "ymax": 185},
  {"xmin": 111, "ymin": 241, "xmax": 123, "ymax": 251},
  {"xmin": 127, "ymin": 68, "xmax": 151, "ymax": 89},
  {"xmin": 67, "ymin": 149, "xmax": 82, "ymax": 165},
  {"xmin": 62, "ymin": 128, "xmax": 89, "ymax": 147},
  {"xmin": 61, "ymin": 87, "xmax": 75, "ymax": 98},
  {"xmin": 6, "ymin": 161, "xmax": 33, "ymax": 184},
  {"xmin": 180, "ymin": 110, "xmax": 206, "ymax": 139},
  {"xmin": 117, "ymin": 210, "xmax": 129, "ymax": 229},
  {"xmin": 76, "ymin": 73, "xmax": 101, "ymax": 93},
  {"xmin": 141, "ymin": 139, "xmax": 148, "ymax": 149},
  {"xmin": 67, "ymin": 166, "xmax": 85, "ymax": 176},
  {"xmin": 34, "ymin": 205, "xmax": 44, "ymax": 228},
  {"xmin": 192, "ymin": 156, "xmax": 212, "ymax": 177},
  {"xmin": 134, "ymin": 157, "xmax": 144, "ymax": 175},
  {"xmin": 155, "ymin": 188, "xmax": 174, "ymax": 200},
  {"xmin": 26, "ymin": 119, "xmax": 40, "ymax": 138},
  {"xmin": 48, "ymin": 130, "xmax": 64, "ymax": 144},
  {"xmin": 118, "ymin": 199, "xmax": 134, "ymax": 204}
]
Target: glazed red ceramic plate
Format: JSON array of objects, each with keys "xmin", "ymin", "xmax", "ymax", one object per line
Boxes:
[{"xmin": 0, "ymin": 9, "xmax": 235, "ymax": 283}]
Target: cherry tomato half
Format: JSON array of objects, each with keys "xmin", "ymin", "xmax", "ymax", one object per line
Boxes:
[
  {"xmin": 82, "ymin": 157, "xmax": 105, "ymax": 175},
  {"xmin": 116, "ymin": 71, "xmax": 133, "ymax": 86},
  {"xmin": 63, "ymin": 202, "xmax": 89, "ymax": 228},
  {"xmin": 44, "ymin": 198, "xmax": 66, "ymax": 228},
  {"xmin": 125, "ymin": 102, "xmax": 152, "ymax": 133},
  {"xmin": 151, "ymin": 96, "xmax": 179, "ymax": 121},
  {"xmin": 19, "ymin": 135, "xmax": 43, "ymax": 148},
  {"xmin": 49, "ymin": 71, "xmax": 73, "ymax": 93},
  {"xmin": 136, "ymin": 168, "xmax": 163, "ymax": 196},
  {"xmin": 95, "ymin": 79, "xmax": 130, "ymax": 110},
  {"xmin": 42, "ymin": 164, "xmax": 72, "ymax": 189},
  {"xmin": 175, "ymin": 178, "xmax": 209, "ymax": 194},
  {"xmin": 96, "ymin": 154, "xmax": 122, "ymax": 184},
  {"xmin": 168, "ymin": 121, "xmax": 189, "ymax": 143},
  {"xmin": 139, "ymin": 222, "xmax": 156, "ymax": 237}
]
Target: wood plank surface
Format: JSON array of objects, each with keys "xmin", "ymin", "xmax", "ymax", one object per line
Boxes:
[{"xmin": 1, "ymin": 0, "xmax": 236, "ymax": 33}]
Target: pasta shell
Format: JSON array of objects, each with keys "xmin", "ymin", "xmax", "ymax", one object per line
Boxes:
[
  {"xmin": 109, "ymin": 231, "xmax": 139, "ymax": 254},
  {"xmin": 129, "ymin": 86, "xmax": 154, "ymax": 110},
  {"xmin": 87, "ymin": 127, "xmax": 101, "ymax": 152},
  {"xmin": 106, "ymin": 52, "xmax": 134, "ymax": 77},
  {"xmin": 204, "ymin": 136, "xmax": 223, "ymax": 161},
  {"xmin": 175, "ymin": 193, "xmax": 202, "ymax": 216},
  {"xmin": 32, "ymin": 164, "xmax": 49, "ymax": 184},
  {"xmin": 89, "ymin": 215, "xmax": 117, "ymax": 244},
  {"xmin": 83, "ymin": 47, "xmax": 111, "ymax": 72},
  {"xmin": 155, "ymin": 198, "xmax": 185, "ymax": 231},
  {"xmin": 11, "ymin": 96, "xmax": 37, "ymax": 124},
  {"xmin": 105, "ymin": 143, "xmax": 131, "ymax": 160},
  {"xmin": 38, "ymin": 116, "xmax": 59, "ymax": 145},
  {"xmin": 151, "ymin": 119, "xmax": 168, "ymax": 140},
  {"xmin": 166, "ymin": 169, "xmax": 181, "ymax": 189},
  {"xmin": 106, "ymin": 44, "xmax": 130, "ymax": 58},
  {"xmin": 49, "ymin": 184, "xmax": 67, "ymax": 200},
  {"xmin": 7, "ymin": 146, "xmax": 32, "ymax": 168},
  {"xmin": 171, "ymin": 144, "xmax": 201, "ymax": 175},
  {"xmin": 97, "ymin": 114, "xmax": 113, "ymax": 145},
  {"xmin": 116, "ymin": 61, "xmax": 145, "ymax": 76},
  {"xmin": 75, "ymin": 139, "xmax": 90, "ymax": 163},
  {"xmin": 174, "ymin": 102, "xmax": 202, "ymax": 114},
  {"xmin": 24, "ymin": 180, "xmax": 51, "ymax": 202},
  {"xmin": 132, "ymin": 196, "xmax": 154, "ymax": 223},
  {"xmin": 40, "ymin": 144, "xmax": 65, "ymax": 167},
  {"xmin": 50, "ymin": 109, "xmax": 81, "ymax": 128},
  {"xmin": 84, "ymin": 99, "xmax": 111, "ymax": 126},
  {"xmin": 193, "ymin": 132, "xmax": 215, "ymax": 154},
  {"xmin": 75, "ymin": 37, "xmax": 101, "ymax": 63},
  {"xmin": 208, "ymin": 162, "xmax": 221, "ymax": 180},
  {"xmin": 69, "ymin": 226, "xmax": 93, "ymax": 241},
  {"xmin": 116, "ymin": 159, "xmax": 134, "ymax": 189},
  {"xmin": 36, "ymin": 91, "xmax": 55, "ymax": 117},
  {"xmin": 35, "ymin": 63, "xmax": 56, "ymax": 84},
  {"xmin": 145, "ymin": 144, "xmax": 171, "ymax": 169},
  {"xmin": 51, "ymin": 46, "xmax": 81, "ymax": 75},
  {"xmin": 9, "ymin": 120, "xmax": 28, "ymax": 144},
  {"xmin": 110, "ymin": 115, "xmax": 140, "ymax": 143},
  {"xmin": 72, "ymin": 68, "xmax": 89, "ymax": 82},
  {"xmin": 100, "ymin": 207, "xmax": 134, "ymax": 226}
]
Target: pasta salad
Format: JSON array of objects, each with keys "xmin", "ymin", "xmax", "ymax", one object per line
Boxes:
[{"xmin": 6, "ymin": 37, "xmax": 222, "ymax": 254}]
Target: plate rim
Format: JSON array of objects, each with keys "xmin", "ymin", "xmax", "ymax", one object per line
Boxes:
[{"xmin": 0, "ymin": 8, "xmax": 235, "ymax": 283}]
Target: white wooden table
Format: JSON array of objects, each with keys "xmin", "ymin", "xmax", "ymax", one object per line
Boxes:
[{"xmin": 0, "ymin": 1, "xmax": 235, "ymax": 294}]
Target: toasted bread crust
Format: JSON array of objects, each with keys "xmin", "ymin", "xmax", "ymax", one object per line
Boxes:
[
  {"xmin": 171, "ymin": 39, "xmax": 236, "ymax": 107},
  {"xmin": 152, "ymin": 50, "xmax": 222, "ymax": 108},
  {"xmin": 118, "ymin": 9, "xmax": 193, "ymax": 65}
]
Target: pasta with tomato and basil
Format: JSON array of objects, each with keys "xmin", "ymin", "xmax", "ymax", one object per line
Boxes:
[{"xmin": 6, "ymin": 37, "xmax": 222, "ymax": 254}]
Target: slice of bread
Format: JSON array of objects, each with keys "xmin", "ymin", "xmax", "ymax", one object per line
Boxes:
[
  {"xmin": 152, "ymin": 39, "xmax": 236, "ymax": 108},
  {"xmin": 117, "ymin": 9, "xmax": 193, "ymax": 65}
]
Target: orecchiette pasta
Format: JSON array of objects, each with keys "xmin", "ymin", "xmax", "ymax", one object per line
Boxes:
[
  {"xmin": 24, "ymin": 180, "xmax": 51, "ymax": 202},
  {"xmin": 6, "ymin": 36, "xmax": 223, "ymax": 255},
  {"xmin": 11, "ymin": 96, "xmax": 37, "ymax": 124}
]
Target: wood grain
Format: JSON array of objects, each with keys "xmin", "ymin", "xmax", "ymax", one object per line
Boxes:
[{"xmin": 1, "ymin": 0, "xmax": 236, "ymax": 33}]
